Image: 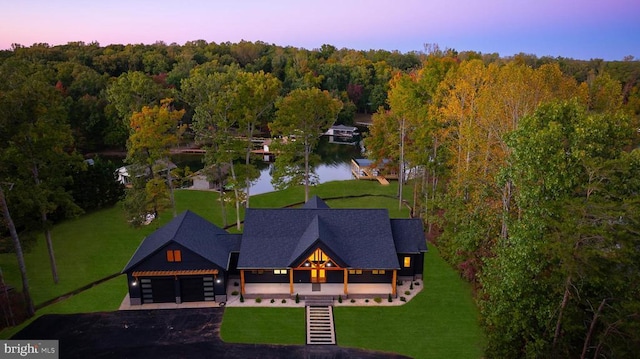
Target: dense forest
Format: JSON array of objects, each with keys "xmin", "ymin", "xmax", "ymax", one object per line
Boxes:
[{"xmin": 1, "ymin": 40, "xmax": 640, "ymax": 357}]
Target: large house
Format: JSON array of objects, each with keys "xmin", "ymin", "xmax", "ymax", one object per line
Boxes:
[{"xmin": 122, "ymin": 196, "xmax": 426, "ymax": 305}]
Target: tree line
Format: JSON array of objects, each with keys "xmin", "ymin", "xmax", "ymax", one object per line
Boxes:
[
  {"xmin": 1, "ymin": 39, "xmax": 639, "ymax": 349},
  {"xmin": 367, "ymin": 53, "xmax": 640, "ymax": 357}
]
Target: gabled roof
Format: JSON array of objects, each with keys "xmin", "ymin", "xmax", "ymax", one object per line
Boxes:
[
  {"xmin": 238, "ymin": 207, "xmax": 400, "ymax": 269},
  {"xmin": 301, "ymin": 195, "xmax": 330, "ymax": 209},
  {"xmin": 122, "ymin": 210, "xmax": 234, "ymax": 272},
  {"xmin": 390, "ymin": 219, "xmax": 428, "ymax": 253},
  {"xmin": 288, "ymin": 215, "xmax": 347, "ymax": 267}
]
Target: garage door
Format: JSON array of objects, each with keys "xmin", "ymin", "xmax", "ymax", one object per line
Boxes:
[
  {"xmin": 141, "ymin": 278, "xmax": 175, "ymax": 304},
  {"xmin": 180, "ymin": 276, "xmax": 216, "ymax": 302},
  {"xmin": 181, "ymin": 277, "xmax": 205, "ymax": 302}
]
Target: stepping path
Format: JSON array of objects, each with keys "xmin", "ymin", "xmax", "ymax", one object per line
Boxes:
[{"xmin": 306, "ymin": 302, "xmax": 336, "ymax": 345}]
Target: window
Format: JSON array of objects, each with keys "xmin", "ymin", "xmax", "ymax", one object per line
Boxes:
[
  {"xmin": 372, "ymin": 270, "xmax": 386, "ymax": 275},
  {"xmin": 274, "ymin": 269, "xmax": 288, "ymax": 275},
  {"xmin": 348, "ymin": 269, "xmax": 362, "ymax": 275},
  {"xmin": 166, "ymin": 250, "xmax": 182, "ymax": 262},
  {"xmin": 404, "ymin": 256, "xmax": 411, "ymax": 268}
]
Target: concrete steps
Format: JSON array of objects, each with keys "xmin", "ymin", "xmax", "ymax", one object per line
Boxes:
[
  {"xmin": 305, "ymin": 295, "xmax": 334, "ymax": 307},
  {"xmin": 306, "ymin": 306, "xmax": 336, "ymax": 345}
]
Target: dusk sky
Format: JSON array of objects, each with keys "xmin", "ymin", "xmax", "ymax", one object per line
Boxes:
[{"xmin": 1, "ymin": 0, "xmax": 639, "ymax": 60}]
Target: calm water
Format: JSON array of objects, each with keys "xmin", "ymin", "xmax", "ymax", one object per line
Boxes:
[{"xmin": 173, "ymin": 136, "xmax": 364, "ymax": 196}]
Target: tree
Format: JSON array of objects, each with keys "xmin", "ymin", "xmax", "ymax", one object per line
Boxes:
[
  {"xmin": 481, "ymin": 100, "xmax": 638, "ymax": 357},
  {"xmin": 182, "ymin": 65, "xmax": 245, "ymax": 229},
  {"xmin": 235, "ymin": 71, "xmax": 281, "ymax": 207},
  {"xmin": 0, "ymin": 58, "xmax": 83, "ymax": 284},
  {"xmin": 270, "ymin": 88, "xmax": 342, "ymax": 201},
  {"xmin": 0, "ymin": 185, "xmax": 34, "ymax": 317},
  {"xmin": 106, "ymin": 71, "xmax": 172, "ymax": 147},
  {"xmin": 124, "ymin": 98, "xmax": 184, "ymax": 225}
]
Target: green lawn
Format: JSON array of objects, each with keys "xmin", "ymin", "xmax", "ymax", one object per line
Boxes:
[
  {"xmin": 0, "ymin": 179, "xmax": 485, "ymax": 358},
  {"xmin": 333, "ymin": 246, "xmax": 485, "ymax": 359},
  {"xmin": 221, "ymin": 308, "xmax": 305, "ymax": 345}
]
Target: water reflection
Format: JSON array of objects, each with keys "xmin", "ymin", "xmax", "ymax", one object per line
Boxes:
[{"xmin": 172, "ymin": 135, "xmax": 364, "ymax": 196}]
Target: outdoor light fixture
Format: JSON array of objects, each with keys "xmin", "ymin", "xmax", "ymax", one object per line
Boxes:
[
  {"xmin": 304, "ymin": 262, "xmax": 310, "ymax": 267},
  {"xmin": 132, "ymin": 280, "xmax": 138, "ymax": 286},
  {"xmin": 216, "ymin": 279, "xmax": 221, "ymax": 283},
  {"xmin": 326, "ymin": 262, "xmax": 332, "ymax": 267}
]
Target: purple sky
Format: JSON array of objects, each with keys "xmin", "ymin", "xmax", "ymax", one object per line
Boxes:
[{"xmin": 1, "ymin": 0, "xmax": 638, "ymax": 60}]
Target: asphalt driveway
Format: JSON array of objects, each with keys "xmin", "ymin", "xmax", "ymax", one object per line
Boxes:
[{"xmin": 12, "ymin": 308, "xmax": 410, "ymax": 359}]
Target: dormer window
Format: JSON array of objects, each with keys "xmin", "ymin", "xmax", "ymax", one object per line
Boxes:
[{"xmin": 167, "ymin": 250, "xmax": 182, "ymax": 262}]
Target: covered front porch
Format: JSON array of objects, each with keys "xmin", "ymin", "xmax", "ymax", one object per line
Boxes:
[{"xmin": 233, "ymin": 279, "xmax": 396, "ymax": 299}]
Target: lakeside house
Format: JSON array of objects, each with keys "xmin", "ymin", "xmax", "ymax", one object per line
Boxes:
[
  {"xmin": 122, "ymin": 196, "xmax": 426, "ymax": 305},
  {"xmin": 325, "ymin": 125, "xmax": 359, "ymax": 138}
]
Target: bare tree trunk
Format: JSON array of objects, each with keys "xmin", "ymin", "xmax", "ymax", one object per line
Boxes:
[
  {"xmin": 217, "ymin": 166, "xmax": 227, "ymax": 228},
  {"xmin": 581, "ymin": 299, "xmax": 607, "ymax": 359},
  {"xmin": 229, "ymin": 161, "xmax": 241, "ymax": 231},
  {"xmin": 304, "ymin": 142, "xmax": 310, "ymax": 203},
  {"xmin": 32, "ymin": 164, "xmax": 58, "ymax": 284},
  {"xmin": 42, "ymin": 214, "xmax": 58, "ymax": 284},
  {"xmin": 398, "ymin": 118, "xmax": 405, "ymax": 210},
  {"xmin": 165, "ymin": 157, "xmax": 177, "ymax": 218},
  {"xmin": 245, "ymin": 122, "xmax": 254, "ymax": 208},
  {"xmin": 553, "ymin": 276, "xmax": 572, "ymax": 351},
  {"xmin": 0, "ymin": 185, "xmax": 35, "ymax": 317},
  {"xmin": 501, "ymin": 180, "xmax": 512, "ymax": 240}
]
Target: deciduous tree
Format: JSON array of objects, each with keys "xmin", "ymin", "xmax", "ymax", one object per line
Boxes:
[{"xmin": 270, "ymin": 88, "xmax": 342, "ymax": 201}]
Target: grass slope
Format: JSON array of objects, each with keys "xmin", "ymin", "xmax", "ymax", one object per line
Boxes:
[{"xmin": 334, "ymin": 246, "xmax": 485, "ymax": 359}]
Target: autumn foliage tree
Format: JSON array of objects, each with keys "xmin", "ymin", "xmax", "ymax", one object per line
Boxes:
[{"xmin": 124, "ymin": 98, "xmax": 184, "ymax": 225}]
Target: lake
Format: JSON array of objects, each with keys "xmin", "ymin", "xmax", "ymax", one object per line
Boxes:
[{"xmin": 173, "ymin": 136, "xmax": 364, "ymax": 196}]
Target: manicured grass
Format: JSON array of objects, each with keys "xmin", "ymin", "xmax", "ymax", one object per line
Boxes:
[
  {"xmin": 220, "ymin": 308, "xmax": 305, "ymax": 345},
  {"xmin": 334, "ymin": 246, "xmax": 485, "ymax": 359}
]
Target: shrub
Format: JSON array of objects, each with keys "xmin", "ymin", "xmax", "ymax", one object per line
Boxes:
[
  {"xmin": 281, "ymin": 299, "xmax": 287, "ymax": 304},
  {"xmin": 414, "ymin": 281, "xmax": 420, "ymax": 286},
  {"xmin": 338, "ymin": 295, "xmax": 342, "ymax": 303},
  {"xmin": 365, "ymin": 299, "xmax": 369, "ymax": 303},
  {"xmin": 270, "ymin": 298, "xmax": 275, "ymax": 304},
  {"xmin": 240, "ymin": 294, "xmax": 244, "ymax": 303},
  {"xmin": 295, "ymin": 293, "xmax": 299, "ymax": 303},
  {"xmin": 255, "ymin": 297, "xmax": 262, "ymax": 303},
  {"xmin": 400, "ymin": 296, "xmax": 406, "ymax": 302},
  {"xmin": 231, "ymin": 290, "xmax": 239, "ymax": 296},
  {"xmin": 374, "ymin": 297, "xmax": 382, "ymax": 303},
  {"xmin": 234, "ymin": 281, "xmax": 239, "ymax": 287},
  {"xmin": 405, "ymin": 290, "xmax": 411, "ymax": 295},
  {"xmin": 350, "ymin": 299, "xmax": 356, "ymax": 303},
  {"xmin": 388, "ymin": 293, "xmax": 393, "ymax": 302},
  {"xmin": 410, "ymin": 282, "xmax": 414, "ymax": 290}
]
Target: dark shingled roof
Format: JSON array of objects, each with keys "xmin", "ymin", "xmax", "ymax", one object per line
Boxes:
[
  {"xmin": 238, "ymin": 208, "xmax": 401, "ymax": 269},
  {"xmin": 301, "ymin": 195, "xmax": 330, "ymax": 209},
  {"xmin": 390, "ymin": 219, "xmax": 428, "ymax": 253},
  {"xmin": 122, "ymin": 210, "xmax": 235, "ymax": 272}
]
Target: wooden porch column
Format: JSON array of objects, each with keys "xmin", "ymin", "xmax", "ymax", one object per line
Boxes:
[
  {"xmin": 392, "ymin": 270, "xmax": 397, "ymax": 297},
  {"xmin": 289, "ymin": 269, "xmax": 294, "ymax": 295},
  {"xmin": 343, "ymin": 269, "xmax": 349, "ymax": 295},
  {"xmin": 240, "ymin": 270, "xmax": 245, "ymax": 295}
]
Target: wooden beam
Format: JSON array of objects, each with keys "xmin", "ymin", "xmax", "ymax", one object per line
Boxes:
[
  {"xmin": 289, "ymin": 269, "xmax": 294, "ymax": 295},
  {"xmin": 343, "ymin": 269, "xmax": 348, "ymax": 295},
  {"xmin": 240, "ymin": 270, "xmax": 245, "ymax": 295},
  {"xmin": 392, "ymin": 270, "xmax": 397, "ymax": 297}
]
